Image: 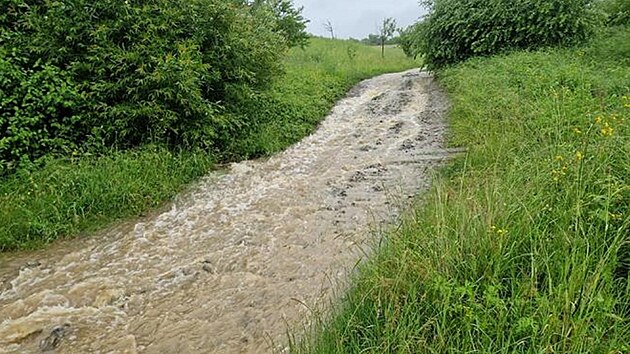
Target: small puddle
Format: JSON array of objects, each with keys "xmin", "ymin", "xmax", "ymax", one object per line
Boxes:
[{"xmin": 0, "ymin": 70, "xmax": 450, "ymax": 353}]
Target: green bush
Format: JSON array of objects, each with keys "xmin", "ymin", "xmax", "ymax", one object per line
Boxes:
[
  {"xmin": 249, "ymin": 0, "xmax": 310, "ymax": 48},
  {"xmin": 0, "ymin": 57, "xmax": 87, "ymax": 174},
  {"xmin": 0, "ymin": 0, "xmax": 302, "ymax": 173},
  {"xmin": 598, "ymin": 0, "xmax": 630, "ymax": 26},
  {"xmin": 416, "ymin": 0, "xmax": 597, "ymax": 68},
  {"xmin": 398, "ymin": 22, "xmax": 425, "ymax": 59}
]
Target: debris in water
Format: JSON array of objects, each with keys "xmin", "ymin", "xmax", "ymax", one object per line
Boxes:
[{"xmin": 39, "ymin": 324, "xmax": 70, "ymax": 352}]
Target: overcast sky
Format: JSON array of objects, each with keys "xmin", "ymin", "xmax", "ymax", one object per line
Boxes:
[{"xmin": 292, "ymin": 0, "xmax": 427, "ymax": 39}]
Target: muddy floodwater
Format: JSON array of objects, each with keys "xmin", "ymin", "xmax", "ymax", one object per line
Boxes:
[{"xmin": 0, "ymin": 70, "xmax": 449, "ymax": 353}]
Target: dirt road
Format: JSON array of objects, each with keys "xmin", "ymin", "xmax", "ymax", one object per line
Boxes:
[{"xmin": 0, "ymin": 69, "xmax": 448, "ymax": 353}]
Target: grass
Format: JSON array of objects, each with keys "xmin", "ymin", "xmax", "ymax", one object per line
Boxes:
[
  {"xmin": 0, "ymin": 147, "xmax": 215, "ymax": 250},
  {"xmin": 0, "ymin": 39, "xmax": 418, "ymax": 251},
  {"xmin": 295, "ymin": 27, "xmax": 630, "ymax": 353}
]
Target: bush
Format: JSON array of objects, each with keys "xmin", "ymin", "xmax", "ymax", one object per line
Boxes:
[
  {"xmin": 416, "ymin": 0, "xmax": 597, "ymax": 68},
  {"xmin": 0, "ymin": 0, "xmax": 303, "ymax": 173},
  {"xmin": 249, "ymin": 0, "xmax": 311, "ymax": 48},
  {"xmin": 0, "ymin": 57, "xmax": 86, "ymax": 175},
  {"xmin": 598, "ymin": 0, "xmax": 630, "ymax": 26},
  {"xmin": 398, "ymin": 22, "xmax": 425, "ymax": 59}
]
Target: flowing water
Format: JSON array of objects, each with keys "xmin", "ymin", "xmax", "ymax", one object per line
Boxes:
[{"xmin": 0, "ymin": 70, "xmax": 450, "ymax": 353}]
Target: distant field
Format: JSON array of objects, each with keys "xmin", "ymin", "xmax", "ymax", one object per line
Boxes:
[{"xmin": 0, "ymin": 39, "xmax": 418, "ymax": 251}]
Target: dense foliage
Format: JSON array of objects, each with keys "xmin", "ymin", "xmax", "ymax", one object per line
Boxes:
[
  {"xmin": 408, "ymin": 0, "xmax": 597, "ymax": 68},
  {"xmin": 398, "ymin": 22, "xmax": 424, "ymax": 59},
  {"xmin": 248, "ymin": 0, "xmax": 310, "ymax": 48},
  {"xmin": 599, "ymin": 0, "xmax": 630, "ymax": 26},
  {"xmin": 0, "ymin": 0, "xmax": 306, "ymax": 175}
]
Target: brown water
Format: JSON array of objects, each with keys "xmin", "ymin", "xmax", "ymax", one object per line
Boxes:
[{"xmin": 0, "ymin": 70, "xmax": 450, "ymax": 353}]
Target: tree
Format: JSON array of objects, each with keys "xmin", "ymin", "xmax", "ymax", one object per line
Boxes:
[
  {"xmin": 248, "ymin": 0, "xmax": 310, "ymax": 48},
  {"xmin": 361, "ymin": 33, "xmax": 400, "ymax": 46},
  {"xmin": 361, "ymin": 34, "xmax": 381, "ymax": 45},
  {"xmin": 379, "ymin": 17, "xmax": 397, "ymax": 58},
  {"xmin": 323, "ymin": 20, "xmax": 335, "ymax": 39}
]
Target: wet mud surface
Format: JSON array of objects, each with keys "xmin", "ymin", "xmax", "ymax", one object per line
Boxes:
[{"xmin": 0, "ymin": 70, "xmax": 450, "ymax": 353}]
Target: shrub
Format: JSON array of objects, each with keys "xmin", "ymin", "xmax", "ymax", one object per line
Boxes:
[
  {"xmin": 0, "ymin": 0, "xmax": 304, "ymax": 173},
  {"xmin": 416, "ymin": 0, "xmax": 597, "ymax": 68},
  {"xmin": 598, "ymin": 0, "xmax": 630, "ymax": 26},
  {"xmin": 398, "ymin": 22, "xmax": 426, "ymax": 59},
  {"xmin": 0, "ymin": 56, "xmax": 86, "ymax": 175},
  {"xmin": 248, "ymin": 0, "xmax": 311, "ymax": 48}
]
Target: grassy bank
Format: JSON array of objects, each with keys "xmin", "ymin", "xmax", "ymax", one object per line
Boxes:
[
  {"xmin": 297, "ymin": 28, "xmax": 630, "ymax": 352},
  {"xmin": 0, "ymin": 39, "xmax": 417, "ymax": 251}
]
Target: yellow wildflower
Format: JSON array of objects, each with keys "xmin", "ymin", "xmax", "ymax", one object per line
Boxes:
[
  {"xmin": 491, "ymin": 225, "xmax": 508, "ymax": 236},
  {"xmin": 573, "ymin": 127, "xmax": 582, "ymax": 135},
  {"xmin": 601, "ymin": 122, "xmax": 614, "ymax": 137},
  {"xmin": 551, "ymin": 161, "xmax": 570, "ymax": 181},
  {"xmin": 575, "ymin": 151, "xmax": 583, "ymax": 161},
  {"xmin": 595, "ymin": 116, "xmax": 603, "ymax": 124}
]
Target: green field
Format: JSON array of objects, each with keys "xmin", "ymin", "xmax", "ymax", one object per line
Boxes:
[
  {"xmin": 296, "ymin": 28, "xmax": 630, "ymax": 353},
  {"xmin": 0, "ymin": 39, "xmax": 417, "ymax": 251}
]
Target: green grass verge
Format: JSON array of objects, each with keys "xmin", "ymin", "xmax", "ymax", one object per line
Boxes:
[
  {"xmin": 0, "ymin": 147, "xmax": 215, "ymax": 251},
  {"xmin": 0, "ymin": 39, "xmax": 417, "ymax": 251},
  {"xmin": 296, "ymin": 28, "xmax": 630, "ymax": 353}
]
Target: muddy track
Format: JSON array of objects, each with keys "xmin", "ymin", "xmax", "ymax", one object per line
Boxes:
[{"xmin": 0, "ymin": 70, "xmax": 449, "ymax": 353}]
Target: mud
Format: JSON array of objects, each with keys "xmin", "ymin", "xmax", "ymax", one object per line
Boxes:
[{"xmin": 0, "ymin": 69, "xmax": 450, "ymax": 353}]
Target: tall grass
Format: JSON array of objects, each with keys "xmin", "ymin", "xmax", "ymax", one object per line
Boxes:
[
  {"xmin": 0, "ymin": 147, "xmax": 215, "ymax": 251},
  {"xmin": 297, "ymin": 28, "xmax": 630, "ymax": 353},
  {"xmin": 0, "ymin": 39, "xmax": 418, "ymax": 251}
]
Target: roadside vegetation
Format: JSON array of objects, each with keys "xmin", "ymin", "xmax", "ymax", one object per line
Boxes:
[
  {"xmin": 297, "ymin": 0, "xmax": 630, "ymax": 352},
  {"xmin": 0, "ymin": 25, "xmax": 416, "ymax": 250}
]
